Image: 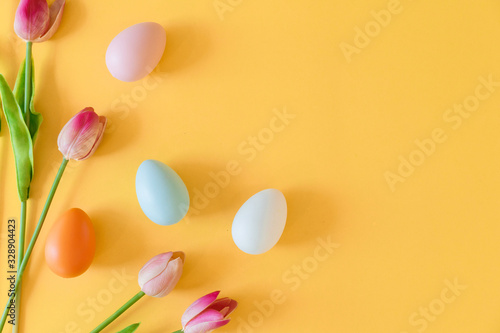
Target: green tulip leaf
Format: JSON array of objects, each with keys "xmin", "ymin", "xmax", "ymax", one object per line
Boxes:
[
  {"xmin": 0, "ymin": 74, "xmax": 33, "ymax": 201},
  {"xmin": 116, "ymin": 323, "xmax": 140, "ymax": 333},
  {"xmin": 14, "ymin": 59, "xmax": 42, "ymax": 144}
]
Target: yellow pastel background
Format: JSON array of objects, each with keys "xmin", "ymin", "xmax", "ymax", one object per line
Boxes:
[{"xmin": 1, "ymin": 0, "xmax": 500, "ymax": 332}]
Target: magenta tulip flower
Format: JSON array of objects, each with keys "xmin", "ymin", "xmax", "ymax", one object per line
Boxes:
[
  {"xmin": 180, "ymin": 291, "xmax": 238, "ymax": 333},
  {"xmin": 14, "ymin": 0, "xmax": 65, "ymax": 42},
  {"xmin": 139, "ymin": 251, "xmax": 185, "ymax": 297},
  {"xmin": 57, "ymin": 107, "xmax": 107, "ymax": 161}
]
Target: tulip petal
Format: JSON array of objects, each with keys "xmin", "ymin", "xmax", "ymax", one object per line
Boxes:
[
  {"xmin": 186, "ymin": 309, "xmax": 224, "ymax": 327},
  {"xmin": 14, "ymin": 0, "xmax": 50, "ymax": 41},
  {"xmin": 79, "ymin": 115, "xmax": 106, "ymax": 160},
  {"xmin": 138, "ymin": 252, "xmax": 173, "ymax": 289},
  {"xmin": 218, "ymin": 307, "xmax": 230, "ymax": 318},
  {"xmin": 181, "ymin": 291, "xmax": 220, "ymax": 328},
  {"xmin": 154, "ymin": 256, "xmax": 184, "ymax": 297},
  {"xmin": 57, "ymin": 108, "xmax": 99, "ymax": 160},
  {"xmin": 184, "ymin": 312, "xmax": 230, "ymax": 333},
  {"xmin": 33, "ymin": 0, "xmax": 65, "ymax": 43},
  {"xmin": 209, "ymin": 298, "xmax": 238, "ymax": 318},
  {"xmin": 142, "ymin": 256, "xmax": 184, "ymax": 297}
]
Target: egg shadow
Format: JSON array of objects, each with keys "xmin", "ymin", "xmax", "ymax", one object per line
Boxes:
[
  {"xmin": 277, "ymin": 187, "xmax": 336, "ymax": 248},
  {"xmin": 90, "ymin": 207, "xmax": 148, "ymax": 267},
  {"xmin": 168, "ymin": 158, "xmax": 240, "ymax": 222},
  {"xmin": 156, "ymin": 22, "xmax": 211, "ymax": 74}
]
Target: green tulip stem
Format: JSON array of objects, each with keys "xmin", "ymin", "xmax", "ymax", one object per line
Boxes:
[
  {"xmin": 12, "ymin": 200, "xmax": 27, "ymax": 333},
  {"xmin": 90, "ymin": 291, "xmax": 146, "ymax": 333},
  {"xmin": 0, "ymin": 158, "xmax": 68, "ymax": 332},
  {"xmin": 24, "ymin": 41, "xmax": 32, "ymax": 129},
  {"xmin": 171, "ymin": 330, "xmax": 183, "ymax": 333},
  {"xmin": 11, "ymin": 40, "xmax": 33, "ymax": 333}
]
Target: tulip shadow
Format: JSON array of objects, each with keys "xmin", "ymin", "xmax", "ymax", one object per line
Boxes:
[
  {"xmin": 28, "ymin": 40, "xmax": 65, "ymax": 200},
  {"xmin": 91, "ymin": 207, "xmax": 148, "ymax": 267},
  {"xmin": 92, "ymin": 106, "xmax": 141, "ymax": 157},
  {"xmin": 174, "ymin": 259, "xmax": 203, "ymax": 290},
  {"xmin": 0, "ymin": 37, "xmax": 28, "ymax": 220},
  {"xmin": 156, "ymin": 22, "xmax": 211, "ymax": 74},
  {"xmin": 277, "ymin": 187, "xmax": 337, "ymax": 248},
  {"xmin": 25, "ymin": 156, "xmax": 90, "ymax": 245},
  {"xmin": 176, "ymin": 250, "xmax": 231, "ymax": 290},
  {"xmin": 49, "ymin": 0, "xmax": 88, "ymax": 41},
  {"xmin": 35, "ymin": 42, "xmax": 62, "ymax": 111},
  {"xmin": 1, "ymin": 34, "xmax": 23, "ymax": 81},
  {"xmin": 0, "ymin": 128, "xmax": 10, "ymax": 238},
  {"xmin": 186, "ymin": 273, "xmax": 277, "ymax": 333}
]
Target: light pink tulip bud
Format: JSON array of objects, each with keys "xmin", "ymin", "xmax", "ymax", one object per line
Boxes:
[
  {"xmin": 181, "ymin": 291, "xmax": 238, "ymax": 333},
  {"xmin": 138, "ymin": 251, "xmax": 185, "ymax": 298},
  {"xmin": 57, "ymin": 107, "xmax": 107, "ymax": 161},
  {"xmin": 14, "ymin": 0, "xmax": 65, "ymax": 42}
]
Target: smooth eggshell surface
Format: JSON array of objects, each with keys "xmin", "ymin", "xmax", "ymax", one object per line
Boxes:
[
  {"xmin": 106, "ymin": 22, "xmax": 166, "ymax": 82},
  {"xmin": 232, "ymin": 189, "xmax": 287, "ymax": 255},
  {"xmin": 45, "ymin": 208, "xmax": 96, "ymax": 278},
  {"xmin": 136, "ymin": 159, "xmax": 190, "ymax": 226}
]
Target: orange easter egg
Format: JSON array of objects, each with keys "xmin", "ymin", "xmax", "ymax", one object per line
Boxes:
[{"xmin": 45, "ymin": 208, "xmax": 96, "ymax": 278}]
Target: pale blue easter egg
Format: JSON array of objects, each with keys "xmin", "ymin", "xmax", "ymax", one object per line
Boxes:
[{"xmin": 136, "ymin": 159, "xmax": 190, "ymax": 225}]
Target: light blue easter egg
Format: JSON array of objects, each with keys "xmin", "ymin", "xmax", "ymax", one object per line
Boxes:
[{"xmin": 136, "ymin": 159, "xmax": 190, "ymax": 225}]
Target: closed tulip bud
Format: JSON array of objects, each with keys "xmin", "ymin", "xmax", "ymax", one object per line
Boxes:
[
  {"xmin": 181, "ymin": 291, "xmax": 238, "ymax": 333},
  {"xmin": 14, "ymin": 0, "xmax": 65, "ymax": 42},
  {"xmin": 90, "ymin": 251, "xmax": 185, "ymax": 332},
  {"xmin": 138, "ymin": 251, "xmax": 185, "ymax": 298},
  {"xmin": 57, "ymin": 107, "xmax": 107, "ymax": 161}
]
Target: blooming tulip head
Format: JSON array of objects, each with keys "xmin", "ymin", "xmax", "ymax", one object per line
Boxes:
[
  {"xmin": 57, "ymin": 107, "xmax": 107, "ymax": 161},
  {"xmin": 181, "ymin": 291, "xmax": 237, "ymax": 333},
  {"xmin": 138, "ymin": 251, "xmax": 185, "ymax": 298},
  {"xmin": 14, "ymin": 0, "xmax": 65, "ymax": 42}
]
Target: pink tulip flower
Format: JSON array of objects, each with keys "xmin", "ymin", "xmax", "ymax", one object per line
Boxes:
[
  {"xmin": 57, "ymin": 107, "xmax": 107, "ymax": 161},
  {"xmin": 181, "ymin": 291, "xmax": 238, "ymax": 333},
  {"xmin": 138, "ymin": 251, "xmax": 185, "ymax": 298},
  {"xmin": 14, "ymin": 0, "xmax": 65, "ymax": 42}
]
